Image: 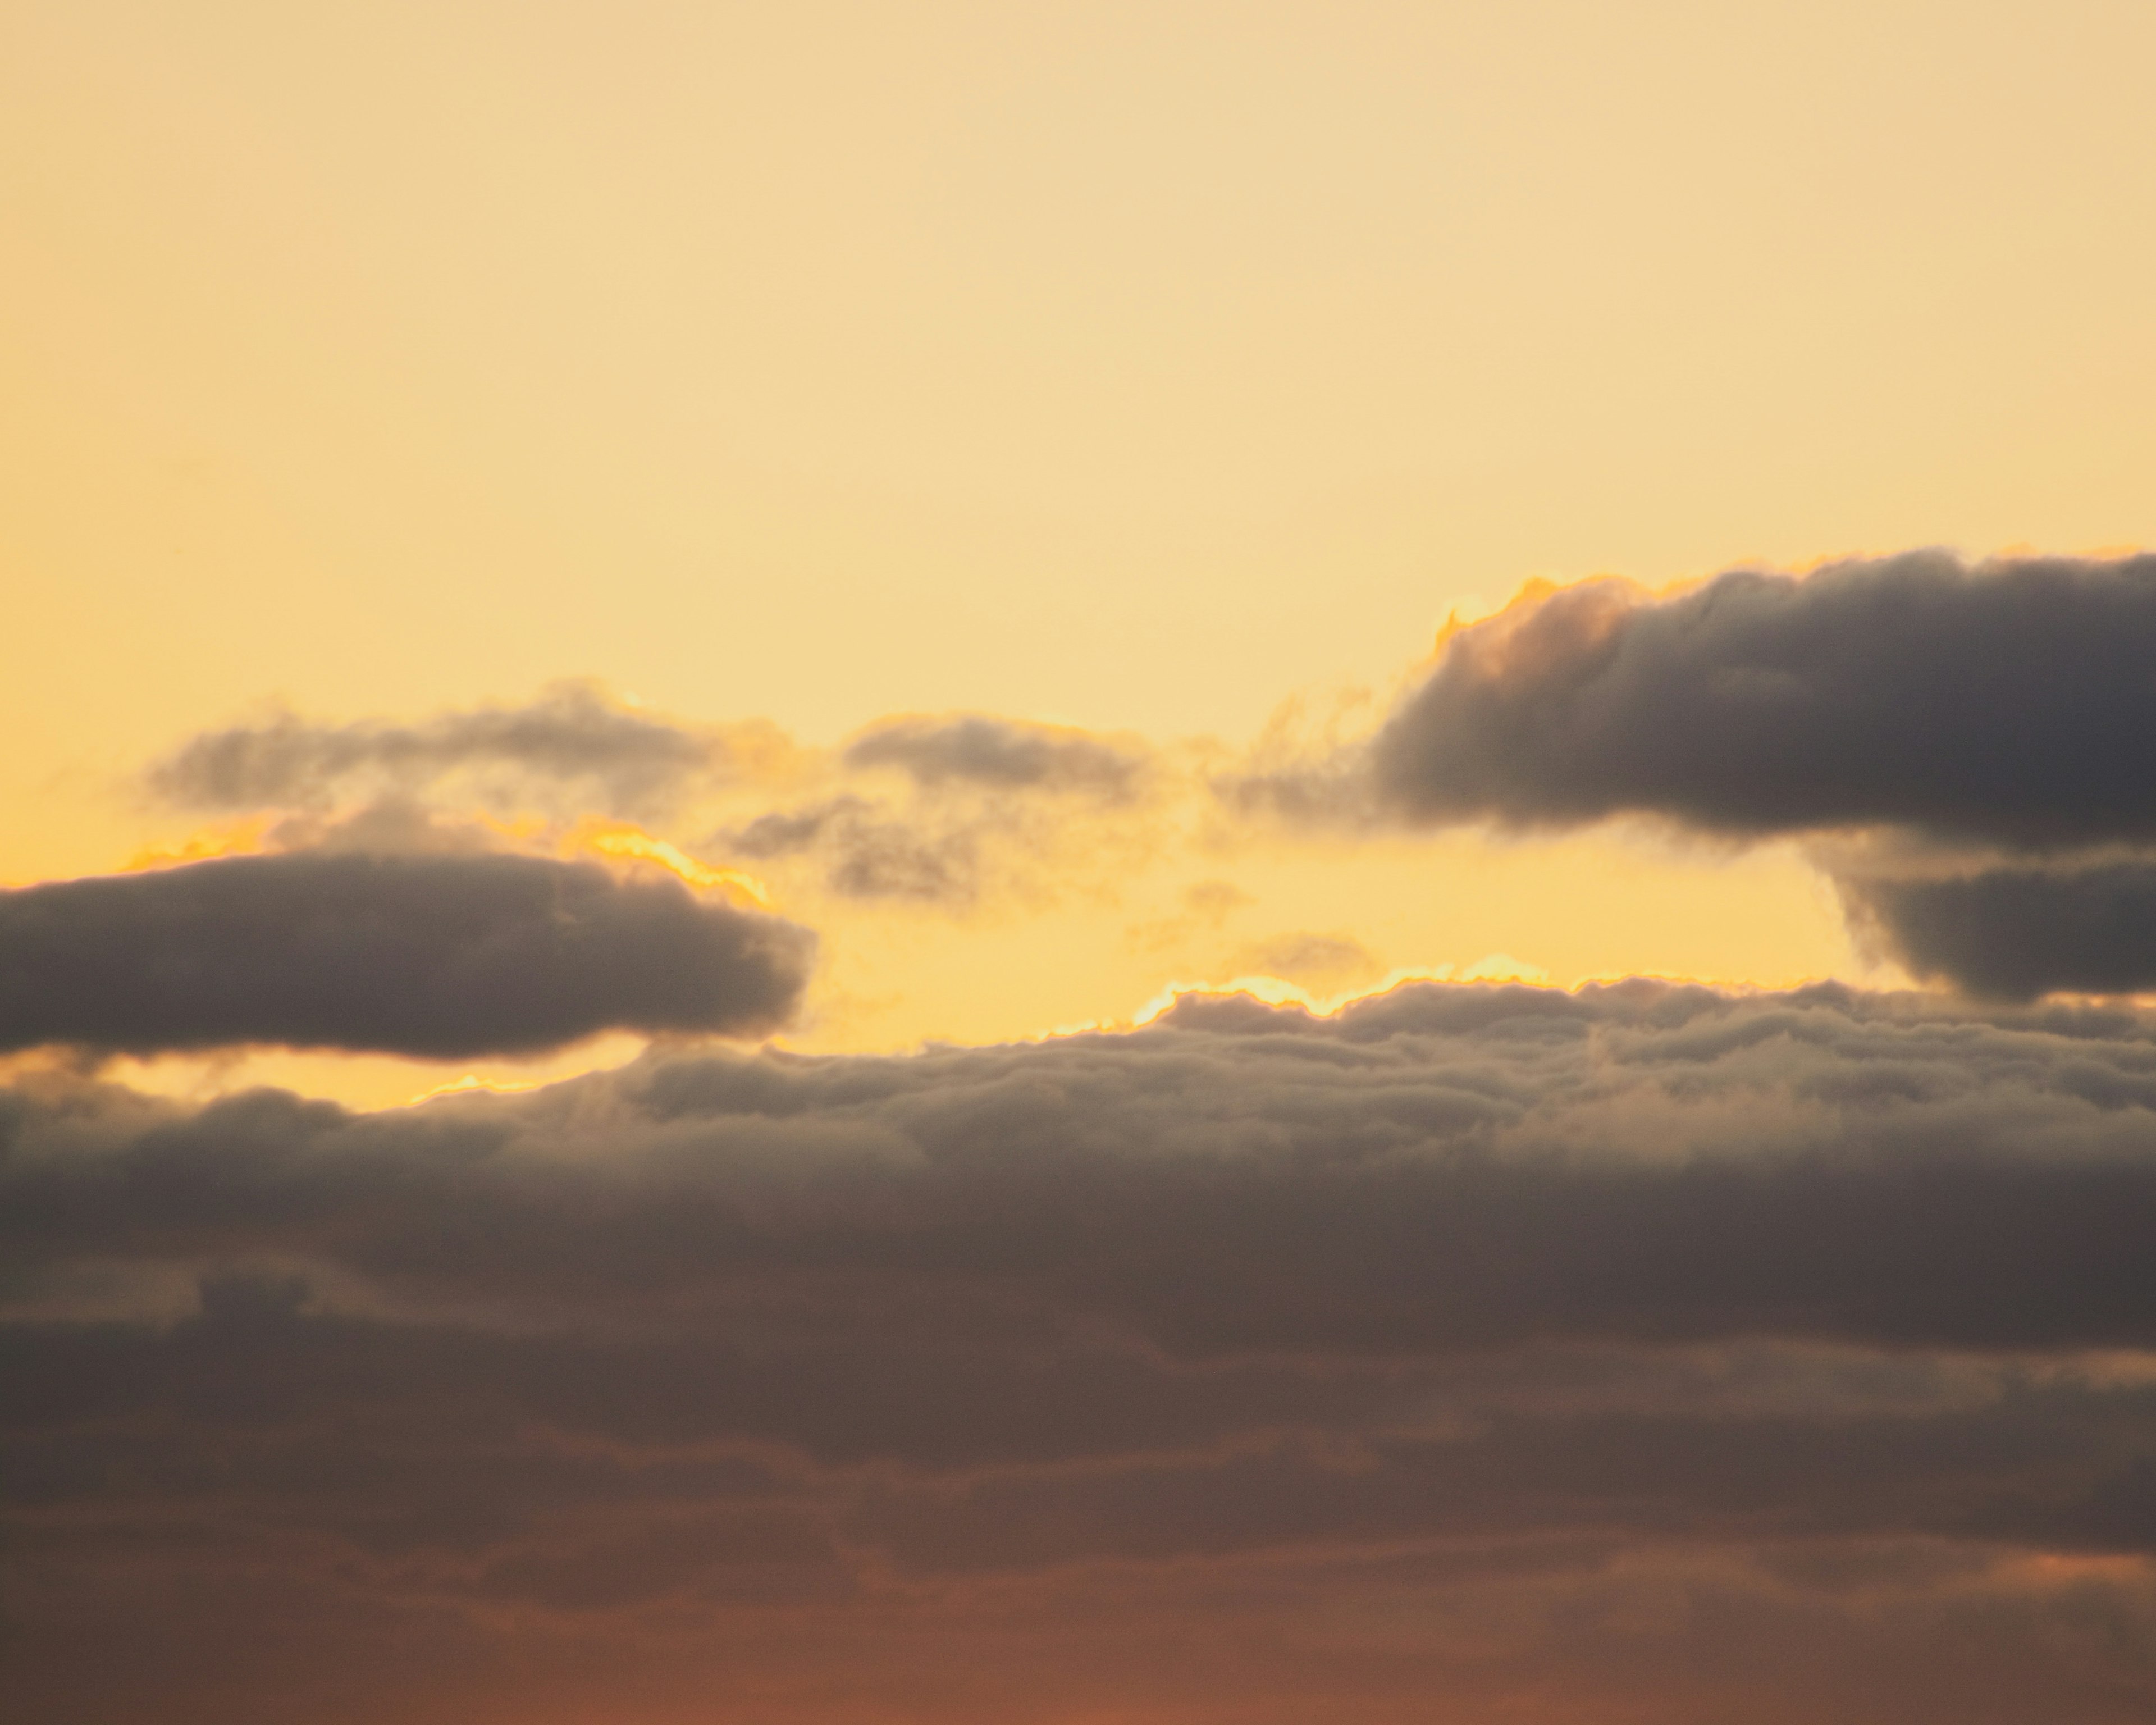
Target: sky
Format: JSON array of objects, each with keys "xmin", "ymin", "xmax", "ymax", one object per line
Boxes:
[{"xmin": 6, "ymin": 3, "xmax": 2156, "ymax": 1721}]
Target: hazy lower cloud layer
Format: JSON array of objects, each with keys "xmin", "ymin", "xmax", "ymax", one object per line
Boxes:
[
  {"xmin": 0, "ymin": 849, "xmax": 815, "ymax": 1058},
  {"xmin": 10, "ymin": 979, "xmax": 2156, "ymax": 1721},
  {"xmin": 1370, "ymin": 550, "xmax": 2156, "ymax": 847}
]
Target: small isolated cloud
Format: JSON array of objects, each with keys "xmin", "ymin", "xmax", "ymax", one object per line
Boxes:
[
  {"xmin": 0, "ymin": 848, "xmax": 816, "ymax": 1058},
  {"xmin": 145, "ymin": 681, "xmax": 772, "ymax": 820},
  {"xmin": 1226, "ymin": 931, "xmax": 1384, "ymax": 992},
  {"xmin": 1368, "ymin": 549, "xmax": 2156, "ymax": 848},
  {"xmin": 843, "ymin": 714, "xmax": 1150, "ymax": 799}
]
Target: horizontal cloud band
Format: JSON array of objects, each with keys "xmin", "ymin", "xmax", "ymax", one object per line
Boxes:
[
  {"xmin": 11, "ymin": 978, "xmax": 2156, "ymax": 1721},
  {"xmin": 0, "ymin": 848, "xmax": 815, "ymax": 1057},
  {"xmin": 11, "ymin": 979, "xmax": 2156, "ymax": 1357}
]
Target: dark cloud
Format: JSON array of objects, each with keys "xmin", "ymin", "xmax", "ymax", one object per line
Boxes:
[
  {"xmin": 1368, "ymin": 550, "xmax": 2156, "ymax": 848},
  {"xmin": 12, "ymin": 978, "xmax": 2156, "ymax": 1358},
  {"xmin": 1845, "ymin": 859, "xmax": 2156, "ymax": 1000},
  {"xmin": 12, "ymin": 978, "xmax": 2156, "ymax": 1719},
  {"xmin": 145, "ymin": 681, "xmax": 747, "ymax": 818},
  {"xmin": 844, "ymin": 714, "xmax": 1149, "ymax": 799},
  {"xmin": 0, "ymin": 848, "xmax": 815, "ymax": 1058}
]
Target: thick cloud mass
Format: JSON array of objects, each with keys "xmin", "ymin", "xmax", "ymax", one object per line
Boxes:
[
  {"xmin": 0, "ymin": 848, "xmax": 815, "ymax": 1057},
  {"xmin": 147, "ymin": 682, "xmax": 733, "ymax": 817},
  {"xmin": 9, "ymin": 980, "xmax": 2156, "ymax": 1721},
  {"xmin": 1372, "ymin": 550, "xmax": 2156, "ymax": 847},
  {"xmin": 1847, "ymin": 860, "xmax": 2156, "ymax": 999}
]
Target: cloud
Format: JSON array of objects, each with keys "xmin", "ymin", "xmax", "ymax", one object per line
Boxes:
[
  {"xmin": 1367, "ymin": 550, "xmax": 2156, "ymax": 848},
  {"xmin": 1225, "ymin": 930, "xmax": 1385, "ymax": 991},
  {"xmin": 13, "ymin": 976, "xmax": 2156, "ymax": 1395},
  {"xmin": 723, "ymin": 795, "xmax": 980, "ymax": 905},
  {"xmin": 0, "ymin": 847, "xmax": 815, "ymax": 1058},
  {"xmin": 145, "ymin": 681, "xmax": 770, "ymax": 819},
  {"xmin": 843, "ymin": 714, "xmax": 1150, "ymax": 799},
  {"xmin": 1844, "ymin": 859, "xmax": 2156, "ymax": 1000},
  {"xmin": 9, "ymin": 977, "xmax": 2156, "ymax": 1717}
]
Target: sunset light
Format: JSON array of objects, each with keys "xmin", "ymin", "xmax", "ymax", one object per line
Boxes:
[{"xmin": 7, "ymin": 4, "xmax": 2156, "ymax": 1721}]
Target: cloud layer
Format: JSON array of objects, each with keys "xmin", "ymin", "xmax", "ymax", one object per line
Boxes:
[
  {"xmin": 9, "ymin": 979, "xmax": 2156, "ymax": 1720},
  {"xmin": 0, "ymin": 848, "xmax": 815, "ymax": 1058},
  {"xmin": 1371, "ymin": 550, "xmax": 2156, "ymax": 848}
]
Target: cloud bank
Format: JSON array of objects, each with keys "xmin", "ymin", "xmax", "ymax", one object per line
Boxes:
[
  {"xmin": 0, "ymin": 848, "xmax": 815, "ymax": 1058},
  {"xmin": 8, "ymin": 979, "xmax": 2156, "ymax": 1721}
]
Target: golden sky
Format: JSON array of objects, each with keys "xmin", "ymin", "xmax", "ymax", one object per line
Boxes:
[
  {"xmin": 8, "ymin": 1, "xmax": 2152, "ymax": 1105},
  {"xmin": 11, "ymin": 10, "xmax": 2156, "ymax": 1723}
]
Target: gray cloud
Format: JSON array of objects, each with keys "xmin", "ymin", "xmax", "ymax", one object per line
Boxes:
[
  {"xmin": 723, "ymin": 795, "xmax": 980, "ymax": 904},
  {"xmin": 843, "ymin": 714, "xmax": 1149, "ymax": 798},
  {"xmin": 11, "ymin": 978, "xmax": 2156, "ymax": 1717},
  {"xmin": 145, "ymin": 681, "xmax": 746, "ymax": 819},
  {"xmin": 0, "ymin": 848, "xmax": 815, "ymax": 1058},
  {"xmin": 1845, "ymin": 859, "xmax": 2156, "ymax": 1000},
  {"xmin": 1369, "ymin": 550, "xmax": 2156, "ymax": 849},
  {"xmin": 13, "ymin": 978, "xmax": 2156, "ymax": 1359}
]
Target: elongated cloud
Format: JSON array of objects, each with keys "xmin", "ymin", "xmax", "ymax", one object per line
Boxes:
[
  {"xmin": 146, "ymin": 681, "xmax": 752, "ymax": 818},
  {"xmin": 844, "ymin": 713, "xmax": 1149, "ymax": 798},
  {"xmin": 12, "ymin": 978, "xmax": 2156, "ymax": 1358},
  {"xmin": 1371, "ymin": 550, "xmax": 2156, "ymax": 847},
  {"xmin": 0, "ymin": 849, "xmax": 815, "ymax": 1057},
  {"xmin": 8, "ymin": 979, "xmax": 2156, "ymax": 1721}
]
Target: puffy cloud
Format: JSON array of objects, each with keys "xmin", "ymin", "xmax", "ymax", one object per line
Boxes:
[
  {"xmin": 0, "ymin": 847, "xmax": 815, "ymax": 1058},
  {"xmin": 844, "ymin": 714, "xmax": 1150, "ymax": 799},
  {"xmin": 145, "ymin": 681, "xmax": 768, "ymax": 819},
  {"xmin": 9, "ymin": 978, "xmax": 2156, "ymax": 1719},
  {"xmin": 9, "ymin": 978, "xmax": 2156, "ymax": 1717},
  {"xmin": 1368, "ymin": 550, "xmax": 2156, "ymax": 848},
  {"xmin": 15, "ymin": 976, "xmax": 2156, "ymax": 1357}
]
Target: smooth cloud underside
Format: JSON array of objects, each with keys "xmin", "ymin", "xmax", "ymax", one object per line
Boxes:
[
  {"xmin": 1844, "ymin": 859, "xmax": 2156, "ymax": 1000},
  {"xmin": 10, "ymin": 980, "xmax": 2156, "ymax": 1720},
  {"xmin": 1371, "ymin": 549, "xmax": 2156, "ymax": 848},
  {"xmin": 0, "ymin": 848, "xmax": 816, "ymax": 1058}
]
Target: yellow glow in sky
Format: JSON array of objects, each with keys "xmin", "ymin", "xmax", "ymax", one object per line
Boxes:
[{"xmin": 3, "ymin": 1, "xmax": 2152, "ymax": 1101}]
